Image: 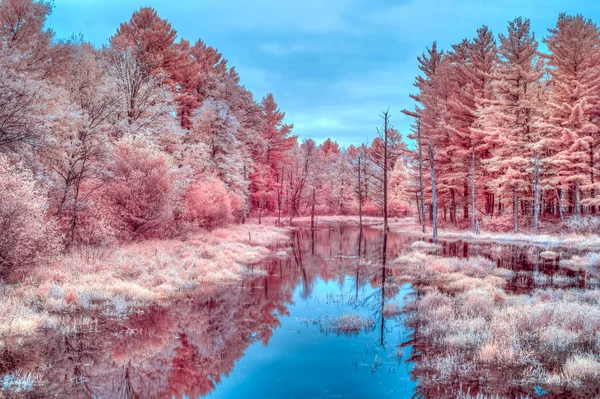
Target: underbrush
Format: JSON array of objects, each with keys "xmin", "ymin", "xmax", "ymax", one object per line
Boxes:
[{"xmin": 0, "ymin": 224, "xmax": 289, "ymax": 338}]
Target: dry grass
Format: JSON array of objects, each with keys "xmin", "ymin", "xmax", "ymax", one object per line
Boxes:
[
  {"xmin": 396, "ymin": 250, "xmax": 600, "ymax": 391},
  {"xmin": 299, "ymin": 313, "xmax": 375, "ymax": 336},
  {"xmin": 0, "ymin": 224, "xmax": 289, "ymax": 338},
  {"xmin": 1, "ymin": 369, "xmax": 42, "ymax": 392}
]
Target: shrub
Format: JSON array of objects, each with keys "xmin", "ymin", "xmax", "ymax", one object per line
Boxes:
[
  {"xmin": 182, "ymin": 177, "xmax": 232, "ymax": 229},
  {"xmin": 482, "ymin": 214, "xmax": 515, "ymax": 233},
  {"xmin": 564, "ymin": 216, "xmax": 600, "ymax": 234},
  {"xmin": 0, "ymin": 155, "xmax": 58, "ymax": 277},
  {"xmin": 100, "ymin": 141, "xmax": 178, "ymax": 240}
]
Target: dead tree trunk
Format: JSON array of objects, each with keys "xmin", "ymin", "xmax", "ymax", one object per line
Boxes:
[
  {"xmin": 382, "ymin": 111, "xmax": 390, "ymax": 233},
  {"xmin": 428, "ymin": 142, "xmax": 437, "ymax": 241},
  {"xmin": 358, "ymin": 155, "xmax": 363, "ymax": 227}
]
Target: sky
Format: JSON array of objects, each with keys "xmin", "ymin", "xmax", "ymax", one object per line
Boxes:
[{"xmin": 48, "ymin": 0, "xmax": 600, "ymax": 148}]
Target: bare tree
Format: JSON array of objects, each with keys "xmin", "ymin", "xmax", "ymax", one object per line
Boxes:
[{"xmin": 362, "ymin": 109, "xmax": 403, "ymax": 233}]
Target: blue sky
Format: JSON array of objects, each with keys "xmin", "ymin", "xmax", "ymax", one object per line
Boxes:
[{"xmin": 48, "ymin": 0, "xmax": 600, "ymax": 148}]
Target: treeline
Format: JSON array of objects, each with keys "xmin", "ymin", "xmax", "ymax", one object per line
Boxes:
[
  {"xmin": 404, "ymin": 14, "xmax": 600, "ymax": 234},
  {"xmin": 0, "ymin": 0, "xmax": 410, "ymax": 277}
]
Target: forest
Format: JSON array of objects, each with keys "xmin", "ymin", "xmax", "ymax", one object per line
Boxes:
[{"xmin": 3, "ymin": 0, "xmax": 600, "ymax": 397}]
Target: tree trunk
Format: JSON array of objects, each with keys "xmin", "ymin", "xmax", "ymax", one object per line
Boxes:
[
  {"xmin": 277, "ymin": 167, "xmax": 284, "ymax": 226},
  {"xmin": 417, "ymin": 120, "xmax": 426, "ymax": 234},
  {"xmin": 428, "ymin": 142, "xmax": 438, "ymax": 241},
  {"xmin": 557, "ymin": 188, "xmax": 564, "ymax": 222},
  {"xmin": 311, "ymin": 188, "xmax": 316, "ymax": 229},
  {"xmin": 591, "ymin": 147, "xmax": 596, "ymax": 214},
  {"xmin": 258, "ymin": 200, "xmax": 263, "ymax": 225},
  {"xmin": 576, "ymin": 182, "xmax": 582, "ymax": 223},
  {"xmin": 471, "ymin": 143, "xmax": 476, "ymax": 233},
  {"xmin": 513, "ymin": 184, "xmax": 519, "ymax": 233},
  {"xmin": 463, "ymin": 184, "xmax": 469, "ymax": 220},
  {"xmin": 382, "ymin": 113, "xmax": 389, "ymax": 233},
  {"xmin": 415, "ymin": 192, "xmax": 421, "ymax": 226},
  {"xmin": 533, "ymin": 152, "xmax": 540, "ymax": 235},
  {"xmin": 358, "ymin": 156, "xmax": 363, "ymax": 227},
  {"xmin": 450, "ymin": 189, "xmax": 456, "ymax": 226}
]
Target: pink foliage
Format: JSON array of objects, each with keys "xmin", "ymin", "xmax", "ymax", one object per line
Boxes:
[
  {"xmin": 0, "ymin": 155, "xmax": 58, "ymax": 276},
  {"xmin": 183, "ymin": 178, "xmax": 232, "ymax": 229},
  {"xmin": 100, "ymin": 142, "xmax": 177, "ymax": 240}
]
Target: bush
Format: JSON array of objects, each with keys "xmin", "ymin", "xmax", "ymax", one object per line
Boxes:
[
  {"xmin": 482, "ymin": 214, "xmax": 515, "ymax": 233},
  {"xmin": 564, "ymin": 216, "xmax": 600, "ymax": 234},
  {"xmin": 100, "ymin": 141, "xmax": 178, "ymax": 240},
  {"xmin": 0, "ymin": 155, "xmax": 58, "ymax": 277},
  {"xmin": 182, "ymin": 177, "xmax": 232, "ymax": 229}
]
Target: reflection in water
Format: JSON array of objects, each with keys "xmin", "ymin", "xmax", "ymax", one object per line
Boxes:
[
  {"xmin": 1, "ymin": 225, "xmax": 415, "ymax": 398},
  {"xmin": 0, "ymin": 223, "xmax": 596, "ymax": 398}
]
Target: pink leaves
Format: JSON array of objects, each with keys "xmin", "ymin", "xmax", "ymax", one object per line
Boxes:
[
  {"xmin": 183, "ymin": 178, "xmax": 232, "ymax": 229},
  {"xmin": 100, "ymin": 142, "xmax": 178, "ymax": 240},
  {"xmin": 0, "ymin": 154, "xmax": 58, "ymax": 276}
]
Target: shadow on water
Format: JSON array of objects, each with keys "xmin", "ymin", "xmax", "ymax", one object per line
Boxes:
[{"xmin": 0, "ymin": 223, "xmax": 597, "ymax": 398}]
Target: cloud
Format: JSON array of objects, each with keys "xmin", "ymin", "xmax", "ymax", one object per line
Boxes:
[{"xmin": 49, "ymin": 0, "xmax": 600, "ymax": 148}]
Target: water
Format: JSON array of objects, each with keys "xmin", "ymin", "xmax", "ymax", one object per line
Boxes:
[{"xmin": 0, "ymin": 223, "xmax": 595, "ymax": 398}]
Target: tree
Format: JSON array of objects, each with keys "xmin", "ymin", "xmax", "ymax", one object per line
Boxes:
[
  {"xmin": 110, "ymin": 7, "xmax": 177, "ymax": 77},
  {"xmin": 287, "ymin": 139, "xmax": 319, "ymax": 225},
  {"xmin": 543, "ymin": 14, "xmax": 600, "ymax": 222},
  {"xmin": 0, "ymin": 154, "xmax": 58, "ymax": 277},
  {"xmin": 182, "ymin": 177, "xmax": 232, "ymax": 229},
  {"xmin": 249, "ymin": 93, "xmax": 295, "ymax": 217},
  {"xmin": 46, "ymin": 43, "xmax": 116, "ymax": 246},
  {"xmin": 403, "ymin": 43, "xmax": 444, "ymax": 231},
  {"xmin": 189, "ymin": 99, "xmax": 249, "ymax": 202},
  {"xmin": 477, "ymin": 17, "xmax": 543, "ymax": 232},
  {"xmin": 363, "ymin": 110, "xmax": 405, "ymax": 232},
  {"xmin": 389, "ymin": 158, "xmax": 412, "ymax": 217},
  {"xmin": 100, "ymin": 141, "xmax": 178, "ymax": 240},
  {"xmin": 446, "ymin": 27, "xmax": 496, "ymax": 228},
  {"xmin": 0, "ymin": 61, "xmax": 43, "ymax": 151}
]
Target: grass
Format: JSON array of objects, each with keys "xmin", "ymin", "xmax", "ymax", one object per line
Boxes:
[
  {"xmin": 0, "ymin": 223, "xmax": 290, "ymax": 338},
  {"xmin": 394, "ymin": 246, "xmax": 600, "ymax": 394},
  {"xmin": 299, "ymin": 313, "xmax": 375, "ymax": 336},
  {"xmin": 1, "ymin": 369, "xmax": 42, "ymax": 392}
]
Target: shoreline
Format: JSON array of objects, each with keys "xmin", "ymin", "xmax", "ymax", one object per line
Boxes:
[
  {"xmin": 0, "ymin": 222, "xmax": 291, "ymax": 339},
  {"xmin": 287, "ymin": 215, "xmax": 600, "ymax": 249}
]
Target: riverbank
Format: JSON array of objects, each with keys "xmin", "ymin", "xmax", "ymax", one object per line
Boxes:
[
  {"xmin": 291, "ymin": 215, "xmax": 600, "ymax": 249},
  {"xmin": 0, "ymin": 223, "xmax": 290, "ymax": 338},
  {"xmin": 394, "ymin": 247, "xmax": 600, "ymax": 396}
]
